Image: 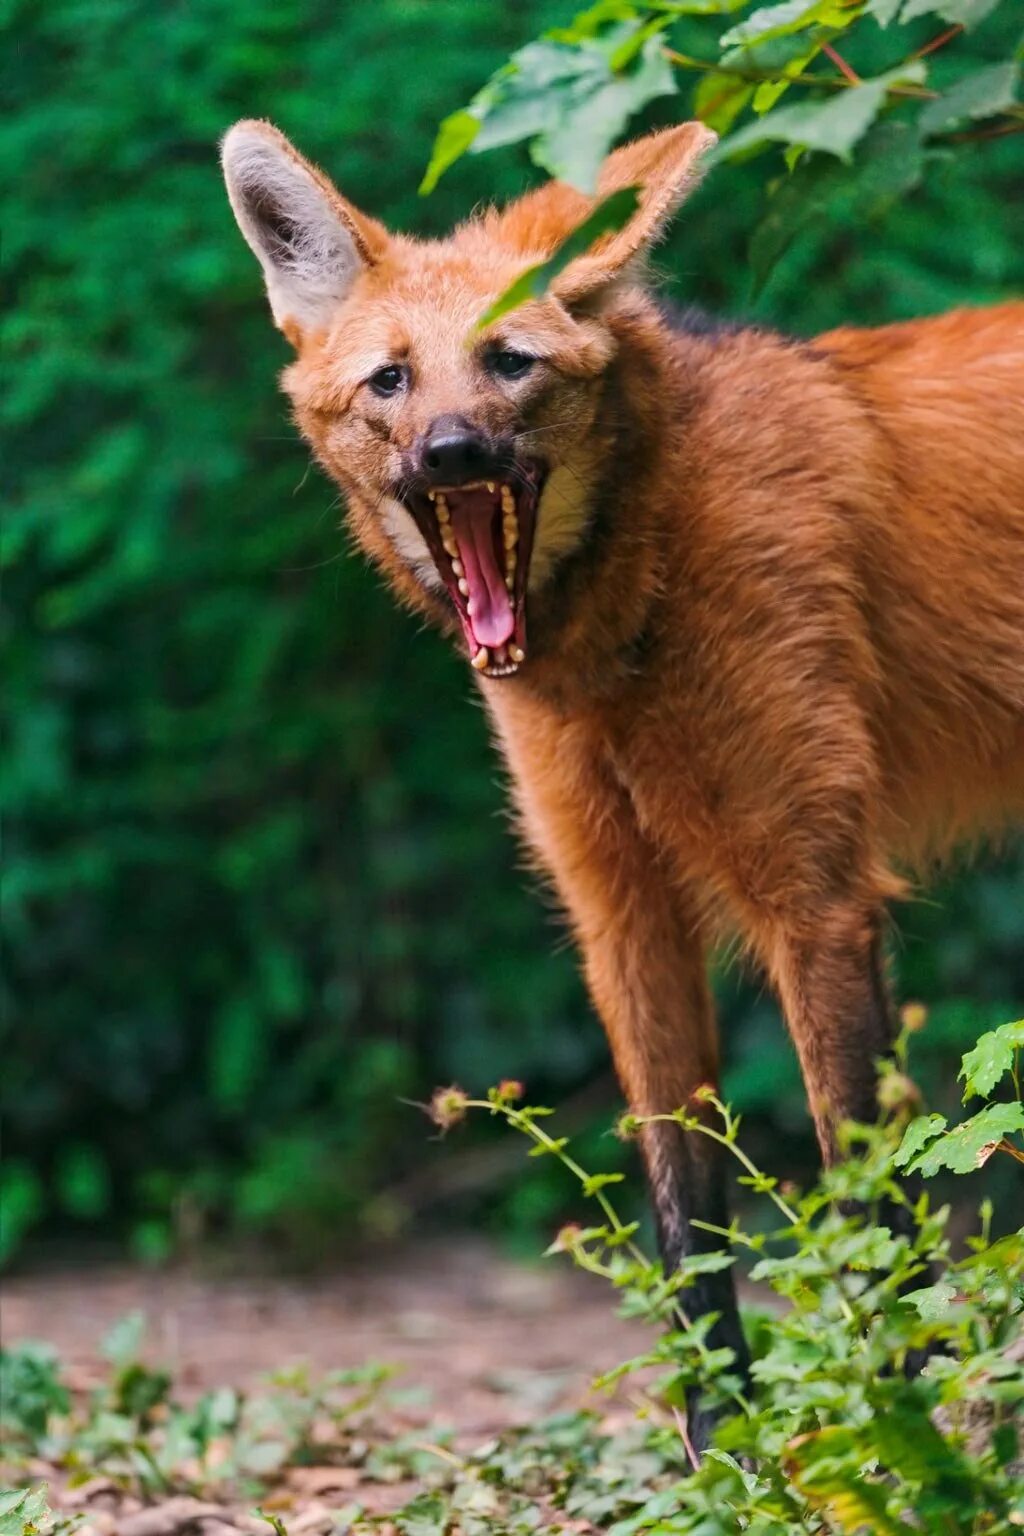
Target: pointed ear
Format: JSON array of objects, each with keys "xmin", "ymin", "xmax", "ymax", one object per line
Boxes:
[
  {"xmin": 220, "ymin": 120, "xmax": 390, "ymax": 343},
  {"xmin": 553, "ymin": 123, "xmax": 716, "ymax": 304}
]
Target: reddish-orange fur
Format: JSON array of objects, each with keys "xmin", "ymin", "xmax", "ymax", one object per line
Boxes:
[{"xmin": 222, "ymin": 119, "xmax": 1023, "ymax": 1436}]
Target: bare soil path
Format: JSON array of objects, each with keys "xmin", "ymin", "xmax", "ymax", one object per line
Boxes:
[{"xmin": 3, "ymin": 1239, "xmax": 652, "ymax": 1533}]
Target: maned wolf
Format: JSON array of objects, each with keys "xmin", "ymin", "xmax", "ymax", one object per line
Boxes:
[{"xmin": 221, "ymin": 118, "xmax": 1024, "ymax": 1444}]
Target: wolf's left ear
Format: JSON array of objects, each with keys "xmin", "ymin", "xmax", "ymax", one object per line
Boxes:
[
  {"xmin": 221, "ymin": 120, "xmax": 389, "ymax": 344},
  {"xmin": 554, "ymin": 123, "xmax": 716, "ymax": 304}
]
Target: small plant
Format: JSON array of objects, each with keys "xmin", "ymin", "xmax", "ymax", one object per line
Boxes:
[
  {"xmin": 423, "ymin": 1025, "xmax": 1024, "ymax": 1531},
  {"xmin": 0, "ymin": 1320, "xmax": 394, "ymax": 1504}
]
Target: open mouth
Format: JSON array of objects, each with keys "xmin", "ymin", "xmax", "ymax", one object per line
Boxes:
[{"xmin": 405, "ymin": 468, "xmax": 543, "ymax": 679}]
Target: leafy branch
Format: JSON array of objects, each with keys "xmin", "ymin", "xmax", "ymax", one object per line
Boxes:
[
  {"xmin": 420, "ymin": 0, "xmax": 1023, "ymax": 290},
  {"xmin": 416, "ymin": 1024, "xmax": 1024, "ymax": 1531}
]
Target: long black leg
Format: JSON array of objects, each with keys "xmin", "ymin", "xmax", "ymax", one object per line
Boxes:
[{"xmin": 644, "ymin": 1118, "xmax": 750, "ymax": 1452}]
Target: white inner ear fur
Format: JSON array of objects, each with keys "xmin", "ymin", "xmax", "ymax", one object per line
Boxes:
[{"xmin": 221, "ymin": 126, "xmax": 363, "ymax": 334}]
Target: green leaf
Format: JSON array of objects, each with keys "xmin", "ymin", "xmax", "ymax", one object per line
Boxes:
[
  {"xmin": 419, "ymin": 57, "xmax": 519, "ymax": 194},
  {"xmin": 609, "ymin": 14, "xmax": 673, "ymax": 72},
  {"xmin": 695, "ymin": 71, "xmax": 755, "ymax": 133},
  {"xmin": 476, "ymin": 186, "xmax": 639, "ymax": 326},
  {"xmin": 895, "ymin": 1112, "xmax": 949, "ymax": 1168},
  {"xmin": 419, "ymin": 110, "xmax": 481, "ymax": 195},
  {"xmin": 716, "ymin": 67, "xmax": 924, "ymax": 164},
  {"xmin": 101, "ymin": 1310, "xmax": 147, "ymax": 1368},
  {"xmin": 960, "ymin": 1018, "xmax": 1024, "ymax": 1100},
  {"xmin": 903, "ymin": 1102, "xmax": 1024, "ymax": 1176},
  {"xmin": 919, "ymin": 61, "xmax": 1021, "ymax": 136},
  {"xmin": 530, "ymin": 34, "xmax": 678, "ymax": 188},
  {"xmin": 720, "ymin": 0, "xmax": 851, "ymax": 51},
  {"xmin": 0, "ymin": 1486, "xmax": 49, "ymax": 1536},
  {"xmin": 677, "ymin": 1250, "xmax": 737, "ymax": 1279},
  {"xmin": 581, "ymin": 1172, "xmax": 626, "ymax": 1195},
  {"xmin": 901, "ymin": 1277, "xmax": 957, "ymax": 1320},
  {"xmin": 253, "ymin": 1512, "xmax": 290, "ymax": 1536},
  {"xmin": 900, "ymin": 0, "xmax": 1004, "ymax": 26},
  {"xmin": 424, "ymin": 29, "xmax": 676, "ymax": 195},
  {"xmin": 865, "ymin": 0, "xmax": 904, "ymax": 24}
]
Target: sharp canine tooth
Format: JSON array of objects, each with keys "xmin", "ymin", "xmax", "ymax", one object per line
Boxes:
[
  {"xmin": 471, "ymin": 647, "xmax": 489, "ymax": 671},
  {"xmin": 486, "ymin": 481, "xmax": 496, "ymax": 494},
  {"xmin": 427, "ymin": 489, "xmax": 436, "ymax": 501},
  {"xmin": 510, "ymin": 645, "xmax": 525, "ymax": 663},
  {"xmin": 458, "ymin": 578, "xmax": 469, "ymax": 597}
]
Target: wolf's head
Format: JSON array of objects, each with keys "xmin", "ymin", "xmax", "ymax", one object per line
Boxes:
[{"xmin": 221, "ymin": 119, "xmax": 714, "ymax": 680}]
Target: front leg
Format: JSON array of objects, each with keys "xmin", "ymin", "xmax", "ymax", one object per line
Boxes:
[{"xmin": 491, "ymin": 698, "xmax": 749, "ymax": 1448}]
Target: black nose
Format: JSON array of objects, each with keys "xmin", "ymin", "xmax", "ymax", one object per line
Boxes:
[{"xmin": 418, "ymin": 415, "xmax": 497, "ymax": 484}]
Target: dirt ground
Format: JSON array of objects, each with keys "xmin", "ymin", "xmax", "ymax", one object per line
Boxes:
[{"xmin": 3, "ymin": 1239, "xmax": 653, "ymax": 1533}]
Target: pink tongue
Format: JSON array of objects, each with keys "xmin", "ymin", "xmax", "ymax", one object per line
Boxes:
[{"xmin": 450, "ymin": 498, "xmax": 514, "ymax": 648}]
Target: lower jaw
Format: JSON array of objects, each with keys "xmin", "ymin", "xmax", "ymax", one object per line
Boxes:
[{"xmin": 462, "ymin": 630, "xmax": 526, "ymax": 680}]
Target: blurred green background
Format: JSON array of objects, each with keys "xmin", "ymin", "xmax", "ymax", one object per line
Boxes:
[{"xmin": 4, "ymin": 0, "xmax": 1022, "ymax": 1267}]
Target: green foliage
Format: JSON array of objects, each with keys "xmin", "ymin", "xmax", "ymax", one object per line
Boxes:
[
  {"xmin": 4, "ymin": 0, "xmax": 1023, "ymax": 1263},
  {"xmin": 3, "ymin": 1042, "xmax": 1022, "ymax": 1532},
  {"xmin": 424, "ymin": 0, "xmax": 1022, "ymax": 294},
  {"xmin": 0, "ymin": 1487, "xmax": 80, "ymax": 1536},
  {"xmin": 1, "ymin": 1329, "xmax": 393, "ymax": 1502},
  {"xmin": 415, "ymin": 1050, "xmax": 1024, "ymax": 1532},
  {"xmin": 896, "ymin": 1019, "xmax": 1024, "ymax": 1174}
]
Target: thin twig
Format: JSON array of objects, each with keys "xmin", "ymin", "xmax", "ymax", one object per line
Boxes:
[
  {"xmin": 664, "ymin": 42, "xmax": 1024, "ymax": 124},
  {"xmin": 910, "ymin": 22, "xmax": 963, "ymax": 60},
  {"xmin": 942, "ymin": 120, "xmax": 1024, "ymax": 143},
  {"xmin": 672, "ymin": 1405, "xmax": 702, "ymax": 1473},
  {"xmin": 821, "ymin": 41, "xmax": 860, "ymax": 84}
]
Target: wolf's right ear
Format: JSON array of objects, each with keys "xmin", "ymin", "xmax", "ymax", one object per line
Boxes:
[{"xmin": 221, "ymin": 120, "xmax": 389, "ymax": 344}]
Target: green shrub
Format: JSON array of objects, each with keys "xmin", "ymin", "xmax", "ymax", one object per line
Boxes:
[{"xmin": 3, "ymin": 1031, "xmax": 1021, "ymax": 1531}]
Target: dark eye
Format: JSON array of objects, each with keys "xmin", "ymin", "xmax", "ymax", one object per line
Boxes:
[
  {"xmin": 369, "ymin": 364, "xmax": 406, "ymax": 397},
  {"xmin": 488, "ymin": 350, "xmax": 535, "ymax": 381}
]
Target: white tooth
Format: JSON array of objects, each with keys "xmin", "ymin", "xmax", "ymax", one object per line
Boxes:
[
  {"xmin": 458, "ymin": 578, "xmax": 469, "ymax": 597},
  {"xmin": 486, "ymin": 481, "xmax": 496, "ymax": 494},
  {"xmin": 506, "ymin": 575, "xmax": 514, "ymax": 591},
  {"xmin": 442, "ymin": 533, "xmax": 458, "ymax": 556},
  {"xmin": 509, "ymin": 645, "xmax": 525, "ymax": 664},
  {"xmin": 471, "ymin": 647, "xmax": 489, "ymax": 671},
  {"xmin": 467, "ymin": 599, "xmax": 475, "ymax": 617},
  {"xmin": 451, "ymin": 558, "xmax": 464, "ymax": 577}
]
